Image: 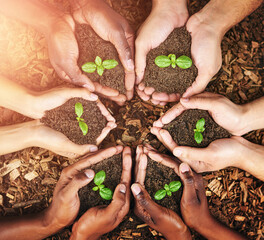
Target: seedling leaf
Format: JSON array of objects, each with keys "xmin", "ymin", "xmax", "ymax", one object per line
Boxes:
[
  {"xmin": 99, "ymin": 187, "xmax": 113, "ymax": 200},
  {"xmin": 103, "ymin": 59, "xmax": 118, "ymax": 69},
  {"xmin": 82, "ymin": 62, "xmax": 97, "ymax": 73},
  {"xmin": 194, "ymin": 131, "xmax": 203, "ymax": 144},
  {"xmin": 176, "ymin": 55, "xmax": 192, "ymax": 69},
  {"xmin": 164, "ymin": 184, "xmax": 170, "ymax": 191},
  {"xmin": 154, "ymin": 189, "xmax": 166, "ymax": 200},
  {"xmin": 170, "ymin": 54, "xmax": 176, "ymax": 63},
  {"xmin": 155, "ymin": 55, "xmax": 171, "ymax": 68},
  {"xmin": 75, "ymin": 102, "xmax": 83, "ymax": 118},
  {"xmin": 79, "ymin": 121, "xmax": 88, "ymax": 135},
  {"xmin": 94, "ymin": 170, "xmax": 106, "ymax": 186},
  {"xmin": 167, "ymin": 190, "xmax": 172, "ymax": 196},
  {"xmin": 98, "ymin": 184, "xmax": 105, "ymax": 190},
  {"xmin": 171, "ymin": 62, "xmax": 176, "ymax": 68},
  {"xmin": 169, "ymin": 181, "xmax": 181, "ymax": 192},
  {"xmin": 196, "ymin": 118, "xmax": 205, "ymax": 132},
  {"xmin": 95, "ymin": 56, "xmax": 102, "ymax": 66},
  {"xmin": 92, "ymin": 186, "xmax": 99, "ymax": 191},
  {"xmin": 97, "ymin": 65, "xmax": 104, "ymax": 76}
]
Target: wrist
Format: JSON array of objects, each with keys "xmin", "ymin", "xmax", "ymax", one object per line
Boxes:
[
  {"xmin": 71, "ymin": 221, "xmax": 101, "ymax": 240},
  {"xmin": 165, "ymin": 225, "xmax": 191, "ymax": 240}
]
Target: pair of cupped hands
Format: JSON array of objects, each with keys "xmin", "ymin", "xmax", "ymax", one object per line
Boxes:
[
  {"xmin": 45, "ymin": 145, "xmax": 206, "ymax": 240},
  {"xmin": 49, "ymin": 0, "xmax": 222, "ymax": 105}
]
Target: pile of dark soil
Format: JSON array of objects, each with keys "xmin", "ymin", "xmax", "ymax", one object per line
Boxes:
[
  {"xmin": 143, "ymin": 27, "xmax": 198, "ymax": 94},
  {"xmin": 164, "ymin": 109, "xmax": 231, "ymax": 147},
  {"xmin": 145, "ymin": 158, "xmax": 182, "ymax": 213},
  {"xmin": 76, "ymin": 24, "xmax": 126, "ymax": 94},
  {"xmin": 78, "ymin": 153, "xmax": 122, "ymax": 215},
  {"xmin": 41, "ymin": 97, "xmax": 107, "ymax": 145}
]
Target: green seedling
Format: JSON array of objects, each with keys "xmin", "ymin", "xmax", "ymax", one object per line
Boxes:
[
  {"xmin": 154, "ymin": 181, "xmax": 181, "ymax": 200},
  {"xmin": 194, "ymin": 118, "xmax": 205, "ymax": 144},
  {"xmin": 75, "ymin": 102, "xmax": 88, "ymax": 136},
  {"xmin": 92, "ymin": 170, "xmax": 113, "ymax": 200},
  {"xmin": 155, "ymin": 54, "xmax": 192, "ymax": 69},
  {"xmin": 82, "ymin": 56, "xmax": 118, "ymax": 76}
]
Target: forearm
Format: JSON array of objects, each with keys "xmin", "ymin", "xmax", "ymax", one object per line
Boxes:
[
  {"xmin": 70, "ymin": 222, "xmax": 100, "ymax": 240},
  {"xmin": 0, "ymin": 210, "xmax": 61, "ymax": 240},
  {"xmin": 196, "ymin": 0, "xmax": 262, "ymax": 38},
  {"xmin": 195, "ymin": 215, "xmax": 247, "ymax": 240},
  {"xmin": 0, "ymin": 76, "xmax": 40, "ymax": 118},
  {"xmin": 0, "ymin": 120, "xmax": 39, "ymax": 155},
  {"xmin": 242, "ymin": 97, "xmax": 264, "ymax": 133},
  {"xmin": 0, "ymin": 0, "xmax": 63, "ymax": 36}
]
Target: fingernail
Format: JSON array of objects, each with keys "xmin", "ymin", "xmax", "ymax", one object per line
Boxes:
[
  {"xmin": 90, "ymin": 146, "xmax": 98, "ymax": 152},
  {"xmin": 83, "ymin": 84, "xmax": 94, "ymax": 91},
  {"xmin": 127, "ymin": 59, "xmax": 134, "ymax": 71},
  {"xmin": 119, "ymin": 184, "xmax": 126, "ymax": 194},
  {"xmin": 131, "ymin": 184, "xmax": 141, "ymax": 196},
  {"xmin": 84, "ymin": 169, "xmax": 94, "ymax": 179},
  {"xmin": 180, "ymin": 163, "xmax": 190, "ymax": 173},
  {"xmin": 90, "ymin": 93, "xmax": 98, "ymax": 100},
  {"xmin": 174, "ymin": 149, "xmax": 182, "ymax": 157},
  {"xmin": 181, "ymin": 98, "xmax": 189, "ymax": 102}
]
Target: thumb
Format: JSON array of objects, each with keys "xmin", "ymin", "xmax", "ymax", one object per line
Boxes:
[
  {"xmin": 173, "ymin": 146, "xmax": 209, "ymax": 172},
  {"xmin": 106, "ymin": 184, "xmax": 127, "ymax": 217},
  {"xmin": 178, "ymin": 163, "xmax": 199, "ymax": 204},
  {"xmin": 182, "ymin": 73, "xmax": 211, "ymax": 98},
  {"xmin": 63, "ymin": 62, "xmax": 95, "ymax": 92},
  {"xmin": 131, "ymin": 183, "xmax": 162, "ymax": 222},
  {"xmin": 63, "ymin": 169, "xmax": 95, "ymax": 199},
  {"xmin": 180, "ymin": 95, "xmax": 214, "ymax": 112}
]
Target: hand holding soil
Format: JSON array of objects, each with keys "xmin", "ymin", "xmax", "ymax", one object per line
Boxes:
[
  {"xmin": 71, "ymin": 147, "xmax": 132, "ymax": 240},
  {"xmin": 132, "ymin": 146, "xmax": 191, "ymax": 240},
  {"xmin": 70, "ymin": 0, "xmax": 135, "ymax": 103}
]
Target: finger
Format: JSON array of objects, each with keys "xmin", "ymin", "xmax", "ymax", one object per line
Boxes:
[
  {"xmin": 150, "ymin": 99, "xmax": 161, "ymax": 105},
  {"xmin": 135, "ymin": 153, "xmax": 147, "ymax": 185},
  {"xmin": 179, "ymin": 163, "xmax": 199, "ymax": 203},
  {"xmin": 55, "ymin": 87, "xmax": 99, "ymax": 103},
  {"xmin": 172, "ymin": 146, "xmax": 211, "ymax": 173},
  {"xmin": 159, "ymin": 102, "xmax": 186, "ymax": 125},
  {"xmin": 131, "ymin": 184, "xmax": 162, "ymax": 222},
  {"xmin": 96, "ymin": 122, "xmax": 117, "ymax": 145},
  {"xmin": 152, "ymin": 92, "xmax": 180, "ymax": 102},
  {"xmin": 180, "ymin": 95, "xmax": 214, "ymax": 112},
  {"xmin": 182, "ymin": 73, "xmax": 211, "ymax": 98},
  {"xmin": 62, "ymin": 146, "xmax": 123, "ymax": 178},
  {"xmin": 105, "ymin": 94, "xmax": 127, "ymax": 104},
  {"xmin": 106, "ymin": 183, "xmax": 128, "ymax": 219},
  {"xmin": 111, "ymin": 29, "xmax": 135, "ymax": 72},
  {"xmin": 121, "ymin": 147, "xmax": 132, "ymax": 185},
  {"xmin": 147, "ymin": 150, "xmax": 180, "ymax": 175},
  {"xmin": 62, "ymin": 169, "xmax": 94, "ymax": 199},
  {"xmin": 135, "ymin": 38, "xmax": 149, "ymax": 83},
  {"xmin": 144, "ymin": 87, "xmax": 155, "ymax": 95},
  {"xmin": 136, "ymin": 87, "xmax": 150, "ymax": 101},
  {"xmin": 135, "ymin": 145, "xmax": 144, "ymax": 180},
  {"xmin": 96, "ymin": 100, "xmax": 116, "ymax": 123},
  {"xmin": 125, "ymin": 71, "xmax": 135, "ymax": 101},
  {"xmin": 150, "ymin": 127, "xmax": 164, "ymax": 144},
  {"xmin": 53, "ymin": 64, "xmax": 95, "ymax": 92},
  {"xmin": 93, "ymin": 82, "xmax": 119, "ymax": 97},
  {"xmin": 138, "ymin": 83, "xmax": 145, "ymax": 91},
  {"xmin": 159, "ymin": 129, "xmax": 178, "ymax": 153}
]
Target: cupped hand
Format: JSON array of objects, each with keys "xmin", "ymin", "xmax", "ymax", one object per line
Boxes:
[
  {"xmin": 47, "ymin": 14, "xmax": 95, "ymax": 91},
  {"xmin": 131, "ymin": 146, "xmax": 191, "ymax": 240},
  {"xmin": 43, "ymin": 146, "xmax": 123, "ymax": 231},
  {"xmin": 70, "ymin": 0, "xmax": 135, "ymax": 102},
  {"xmin": 153, "ymin": 92, "xmax": 247, "ymax": 136},
  {"xmin": 183, "ymin": 14, "xmax": 222, "ymax": 97},
  {"xmin": 70, "ymin": 147, "xmax": 132, "ymax": 240},
  {"xmin": 135, "ymin": 0, "xmax": 188, "ymax": 105}
]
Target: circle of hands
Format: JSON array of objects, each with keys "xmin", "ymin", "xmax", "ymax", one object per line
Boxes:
[{"xmin": 0, "ymin": 0, "xmax": 263, "ymax": 239}]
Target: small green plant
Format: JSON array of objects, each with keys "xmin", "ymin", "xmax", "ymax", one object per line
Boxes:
[
  {"xmin": 75, "ymin": 102, "xmax": 88, "ymax": 136},
  {"xmin": 155, "ymin": 54, "xmax": 192, "ymax": 69},
  {"xmin": 92, "ymin": 170, "xmax": 113, "ymax": 200},
  {"xmin": 154, "ymin": 181, "xmax": 181, "ymax": 200},
  {"xmin": 82, "ymin": 56, "xmax": 118, "ymax": 76},
  {"xmin": 194, "ymin": 118, "xmax": 205, "ymax": 144}
]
